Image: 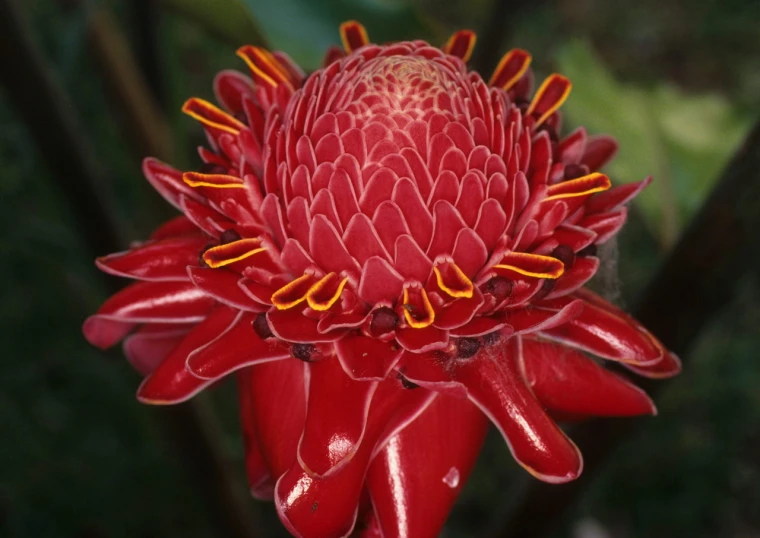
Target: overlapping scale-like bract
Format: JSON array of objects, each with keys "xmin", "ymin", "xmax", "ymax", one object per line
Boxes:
[{"xmin": 84, "ymin": 21, "xmax": 680, "ymax": 538}]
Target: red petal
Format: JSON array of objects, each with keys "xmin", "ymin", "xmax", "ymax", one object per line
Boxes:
[
  {"xmin": 393, "ymin": 234, "xmax": 433, "ymax": 283},
  {"xmin": 357, "ymin": 256, "xmax": 404, "ymax": 306},
  {"xmin": 395, "ymin": 351, "xmax": 466, "ymax": 396},
  {"xmin": 298, "ymin": 358, "xmax": 378, "ymax": 475},
  {"xmin": 624, "ymin": 351, "xmax": 682, "ymax": 379},
  {"xmin": 136, "ymin": 306, "xmax": 237, "ymax": 404},
  {"xmin": 143, "ymin": 157, "xmax": 199, "ymax": 210},
  {"xmin": 456, "ymin": 339, "xmax": 583, "ymax": 482},
  {"xmin": 580, "ymin": 208, "xmax": 627, "ymax": 244},
  {"xmin": 581, "ymin": 134, "xmax": 618, "ymax": 171},
  {"xmin": 186, "ymin": 311, "xmax": 290, "ymax": 380},
  {"xmin": 247, "ymin": 359, "xmax": 307, "ymax": 478},
  {"xmin": 123, "ymin": 325, "xmax": 190, "ymax": 375},
  {"xmin": 275, "ymin": 379, "xmax": 434, "ymax": 538},
  {"xmin": 310, "ymin": 214, "xmax": 361, "ymax": 279},
  {"xmin": 340, "ymin": 21, "xmax": 369, "ymax": 53},
  {"xmin": 395, "ymin": 324, "xmax": 449, "ymax": 353},
  {"xmin": 427, "ymin": 201, "xmax": 468, "ymax": 259},
  {"xmin": 489, "ymin": 49, "xmax": 532, "ymax": 90},
  {"xmin": 432, "ymin": 289, "xmax": 485, "ymax": 330},
  {"xmin": 149, "ymin": 216, "xmax": 201, "ymax": 240},
  {"xmin": 343, "ymin": 213, "xmax": 392, "ymax": 265},
  {"xmin": 236, "ymin": 370, "xmax": 275, "ymax": 499},
  {"xmin": 502, "ymin": 299, "xmax": 584, "ymax": 334},
  {"xmin": 213, "ymin": 69, "xmax": 255, "ymax": 116},
  {"xmin": 442, "ymin": 30, "xmax": 476, "ymax": 62},
  {"xmin": 521, "ymin": 337, "xmax": 656, "ymax": 416},
  {"xmin": 587, "ymin": 176, "xmax": 651, "ymax": 213},
  {"xmin": 367, "ymin": 395, "xmax": 488, "ymax": 538},
  {"xmin": 187, "ymin": 267, "xmax": 267, "ymax": 311},
  {"xmin": 526, "ymin": 74, "xmax": 572, "ymax": 127},
  {"xmin": 335, "ymin": 333, "xmax": 404, "ymax": 381},
  {"xmin": 84, "ymin": 281, "xmax": 215, "ymax": 335},
  {"xmin": 452, "ymin": 228, "xmax": 489, "ymax": 277},
  {"xmin": 546, "ymin": 256, "xmax": 600, "ymax": 298},
  {"xmin": 267, "ymin": 308, "xmax": 344, "ymax": 343},
  {"xmin": 540, "ymin": 290, "xmax": 664, "ymax": 366}
]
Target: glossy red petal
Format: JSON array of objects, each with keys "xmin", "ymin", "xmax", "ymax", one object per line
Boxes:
[
  {"xmin": 187, "ymin": 267, "xmax": 267, "ymax": 311},
  {"xmin": 624, "ymin": 351, "xmax": 682, "ymax": 379},
  {"xmin": 142, "ymin": 157, "xmax": 199, "ymax": 210},
  {"xmin": 247, "ymin": 359, "xmax": 307, "ymax": 478},
  {"xmin": 502, "ymin": 298, "xmax": 584, "ymax": 334},
  {"xmin": 457, "ymin": 339, "xmax": 583, "ymax": 482},
  {"xmin": 521, "ymin": 337, "xmax": 656, "ymax": 417},
  {"xmin": 367, "ymin": 394, "xmax": 488, "ymax": 538},
  {"xmin": 267, "ymin": 308, "xmax": 344, "ymax": 343},
  {"xmin": 237, "ymin": 370, "xmax": 275, "ymax": 499},
  {"xmin": 395, "ymin": 324, "xmax": 449, "ymax": 354},
  {"xmin": 540, "ymin": 290, "xmax": 664, "ymax": 366},
  {"xmin": 149, "ymin": 216, "xmax": 201, "ymax": 240},
  {"xmin": 581, "ymin": 134, "xmax": 618, "ymax": 171},
  {"xmin": 123, "ymin": 325, "xmax": 190, "ymax": 375},
  {"xmin": 335, "ymin": 333, "xmax": 404, "ymax": 381},
  {"xmin": 298, "ymin": 358, "xmax": 378, "ymax": 476},
  {"xmin": 586, "ymin": 176, "xmax": 652, "ymax": 213},
  {"xmin": 186, "ymin": 311, "xmax": 290, "ymax": 380},
  {"xmin": 275, "ymin": 379, "xmax": 434, "ymax": 538},
  {"xmin": 546, "ymin": 256, "xmax": 600, "ymax": 299},
  {"xmin": 83, "ymin": 282, "xmax": 215, "ymax": 346},
  {"xmin": 213, "ymin": 69, "xmax": 255, "ymax": 116},
  {"xmin": 136, "ymin": 306, "xmax": 237, "ymax": 404}
]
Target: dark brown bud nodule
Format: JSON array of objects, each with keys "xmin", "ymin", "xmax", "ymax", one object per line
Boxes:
[
  {"xmin": 456, "ymin": 337, "xmax": 481, "ymax": 359},
  {"xmin": 291, "ymin": 343, "xmax": 317, "ymax": 362},
  {"xmin": 252, "ymin": 313, "xmax": 273, "ymax": 340}
]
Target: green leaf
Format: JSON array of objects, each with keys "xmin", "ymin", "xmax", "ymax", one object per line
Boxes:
[{"xmin": 556, "ymin": 41, "xmax": 749, "ymax": 248}]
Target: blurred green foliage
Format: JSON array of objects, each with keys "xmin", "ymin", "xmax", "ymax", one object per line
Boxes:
[
  {"xmin": 557, "ymin": 41, "xmax": 751, "ymax": 247},
  {"xmin": 1, "ymin": 0, "xmax": 759, "ymax": 537}
]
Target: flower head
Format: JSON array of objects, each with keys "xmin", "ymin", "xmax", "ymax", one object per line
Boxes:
[{"xmin": 84, "ymin": 21, "xmax": 680, "ymax": 538}]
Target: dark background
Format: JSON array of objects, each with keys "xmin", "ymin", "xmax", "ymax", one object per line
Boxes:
[{"xmin": 1, "ymin": 0, "xmax": 759, "ymax": 537}]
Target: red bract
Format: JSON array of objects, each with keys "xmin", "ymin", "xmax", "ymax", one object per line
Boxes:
[{"xmin": 84, "ymin": 21, "xmax": 681, "ymax": 538}]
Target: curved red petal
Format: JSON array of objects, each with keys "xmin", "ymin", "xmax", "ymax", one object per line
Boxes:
[
  {"xmin": 367, "ymin": 394, "xmax": 488, "ymax": 538},
  {"xmin": 298, "ymin": 358, "xmax": 378, "ymax": 476},
  {"xmin": 247, "ymin": 359, "xmax": 307, "ymax": 478},
  {"xmin": 335, "ymin": 333, "xmax": 404, "ymax": 381},
  {"xmin": 581, "ymin": 134, "xmax": 618, "ymax": 171},
  {"xmin": 275, "ymin": 379, "xmax": 434, "ymax": 538},
  {"xmin": 136, "ymin": 306, "xmax": 237, "ymax": 404},
  {"xmin": 186, "ymin": 311, "xmax": 290, "ymax": 380},
  {"xmin": 149, "ymin": 216, "xmax": 201, "ymax": 240},
  {"xmin": 237, "ymin": 370, "xmax": 275, "ymax": 499},
  {"xmin": 84, "ymin": 281, "xmax": 215, "ymax": 347},
  {"xmin": 624, "ymin": 351, "xmax": 682, "ymax": 379},
  {"xmin": 521, "ymin": 337, "xmax": 656, "ymax": 417},
  {"xmin": 187, "ymin": 266, "xmax": 267, "ymax": 311},
  {"xmin": 540, "ymin": 290, "xmax": 665, "ymax": 366},
  {"xmin": 456, "ymin": 339, "xmax": 583, "ymax": 483},
  {"xmin": 97, "ymin": 236, "xmax": 208, "ymax": 282},
  {"xmin": 123, "ymin": 325, "xmax": 190, "ymax": 375}
]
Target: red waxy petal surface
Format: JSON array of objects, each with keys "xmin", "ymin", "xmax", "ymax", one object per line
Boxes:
[
  {"xmin": 367, "ymin": 394, "xmax": 488, "ymax": 538},
  {"xmin": 457, "ymin": 339, "xmax": 583, "ymax": 482},
  {"xmin": 521, "ymin": 337, "xmax": 656, "ymax": 417}
]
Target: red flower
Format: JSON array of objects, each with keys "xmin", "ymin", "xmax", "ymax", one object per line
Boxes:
[{"xmin": 84, "ymin": 22, "xmax": 680, "ymax": 538}]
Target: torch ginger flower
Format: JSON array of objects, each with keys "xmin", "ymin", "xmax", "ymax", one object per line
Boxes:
[{"xmin": 83, "ymin": 21, "xmax": 681, "ymax": 538}]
